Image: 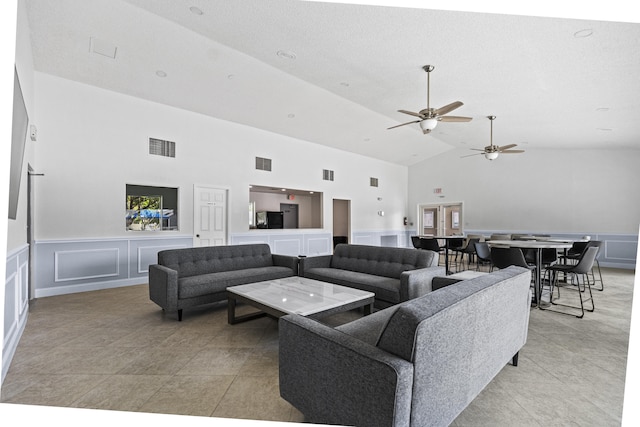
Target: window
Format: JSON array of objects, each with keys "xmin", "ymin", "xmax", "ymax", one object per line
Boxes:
[{"xmin": 126, "ymin": 184, "xmax": 178, "ymax": 231}]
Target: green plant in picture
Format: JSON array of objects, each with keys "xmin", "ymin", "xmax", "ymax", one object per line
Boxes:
[{"xmin": 126, "ymin": 195, "xmax": 162, "ymax": 230}]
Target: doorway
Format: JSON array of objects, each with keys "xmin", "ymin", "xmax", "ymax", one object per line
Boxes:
[
  {"xmin": 193, "ymin": 185, "xmax": 228, "ymax": 246},
  {"xmin": 417, "ymin": 202, "xmax": 463, "ymax": 236},
  {"xmin": 333, "ymin": 199, "xmax": 350, "ymax": 248},
  {"xmin": 280, "ymin": 203, "xmax": 299, "ymax": 229}
]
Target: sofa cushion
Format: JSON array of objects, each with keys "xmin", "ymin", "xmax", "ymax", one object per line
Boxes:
[
  {"xmin": 178, "ymin": 266, "xmax": 294, "ymax": 299},
  {"xmin": 159, "ymin": 244, "xmax": 275, "ymax": 278},
  {"xmin": 304, "ymin": 267, "xmax": 401, "ymax": 303},
  {"xmin": 330, "ymin": 244, "xmax": 436, "ymax": 279},
  {"xmin": 376, "ymin": 266, "xmax": 530, "ymax": 361}
]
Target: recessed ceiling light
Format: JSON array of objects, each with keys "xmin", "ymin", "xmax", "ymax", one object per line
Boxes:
[
  {"xmin": 277, "ymin": 50, "xmax": 297, "ymax": 60},
  {"xmin": 227, "ymin": 74, "xmax": 235, "ymax": 80},
  {"xmin": 281, "ymin": 189, "xmax": 287, "ymax": 192},
  {"xmin": 340, "ymin": 82, "xmax": 350, "ymax": 87},
  {"xmin": 597, "ymin": 128, "xmax": 613, "ymax": 131},
  {"xmin": 574, "ymin": 29, "xmax": 593, "ymax": 38},
  {"xmin": 155, "ymin": 70, "xmax": 167, "ymax": 77},
  {"xmin": 189, "ymin": 6, "xmax": 204, "ymax": 15},
  {"xmin": 287, "ymin": 113, "xmax": 295, "ymax": 118},
  {"xmin": 596, "ymin": 107, "xmax": 610, "ymax": 112},
  {"xmin": 364, "ymin": 138, "xmax": 370, "ymax": 142}
]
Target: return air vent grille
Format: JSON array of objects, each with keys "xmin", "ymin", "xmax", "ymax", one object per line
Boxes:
[
  {"xmin": 323, "ymin": 169, "xmax": 334, "ymax": 181},
  {"xmin": 256, "ymin": 157, "xmax": 272, "ymax": 171},
  {"xmin": 370, "ymin": 177, "xmax": 379, "ymax": 187},
  {"xmin": 149, "ymin": 138, "xmax": 175, "ymax": 158}
]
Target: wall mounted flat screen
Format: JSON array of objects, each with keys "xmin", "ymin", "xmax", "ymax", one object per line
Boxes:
[{"xmin": 8, "ymin": 67, "xmax": 29, "ymax": 220}]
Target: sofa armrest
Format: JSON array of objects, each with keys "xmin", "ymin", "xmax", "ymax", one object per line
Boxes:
[
  {"xmin": 279, "ymin": 314, "xmax": 413, "ymax": 427},
  {"xmin": 298, "ymin": 254, "xmax": 332, "ymax": 277},
  {"xmin": 271, "ymin": 254, "xmax": 300, "ymax": 274},
  {"xmin": 399, "ymin": 266, "xmax": 447, "ymax": 301},
  {"xmin": 148, "ymin": 264, "xmax": 179, "ymax": 310}
]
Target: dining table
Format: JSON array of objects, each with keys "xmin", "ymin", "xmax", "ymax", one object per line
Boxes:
[{"xmin": 486, "ymin": 239, "xmax": 573, "ymax": 307}]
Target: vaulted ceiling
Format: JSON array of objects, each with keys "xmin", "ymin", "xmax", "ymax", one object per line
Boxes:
[{"xmin": 23, "ymin": 0, "xmax": 640, "ymax": 165}]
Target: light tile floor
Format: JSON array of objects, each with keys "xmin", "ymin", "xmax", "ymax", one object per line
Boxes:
[{"xmin": 1, "ymin": 267, "xmax": 635, "ymax": 426}]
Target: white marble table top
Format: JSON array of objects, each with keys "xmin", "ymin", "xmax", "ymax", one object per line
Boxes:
[{"xmin": 227, "ymin": 276, "xmax": 375, "ymax": 317}]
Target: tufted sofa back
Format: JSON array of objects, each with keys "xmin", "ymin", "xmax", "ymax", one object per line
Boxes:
[
  {"xmin": 158, "ymin": 244, "xmax": 274, "ymax": 278},
  {"xmin": 330, "ymin": 244, "xmax": 437, "ymax": 279}
]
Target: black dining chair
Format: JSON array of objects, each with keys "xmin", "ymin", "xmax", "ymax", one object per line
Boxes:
[
  {"xmin": 458, "ymin": 238, "xmax": 480, "ymax": 271},
  {"xmin": 474, "ymin": 241, "xmax": 493, "ymax": 272},
  {"xmin": 447, "ymin": 237, "xmax": 466, "ymax": 272},
  {"xmin": 559, "ymin": 240, "xmax": 604, "ymax": 291},
  {"xmin": 490, "ymin": 247, "xmax": 536, "ymax": 289},
  {"xmin": 540, "ymin": 246, "xmax": 599, "ymax": 318},
  {"xmin": 411, "ymin": 235, "xmax": 422, "ymax": 249}
]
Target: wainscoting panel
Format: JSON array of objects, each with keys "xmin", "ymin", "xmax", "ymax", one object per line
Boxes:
[
  {"xmin": 3, "ymin": 245, "xmax": 29, "ymax": 384},
  {"xmin": 55, "ymin": 248, "xmax": 120, "ymax": 282},
  {"xmin": 230, "ymin": 231, "xmax": 333, "ymax": 256},
  {"xmin": 34, "ymin": 235, "xmax": 193, "ymax": 298}
]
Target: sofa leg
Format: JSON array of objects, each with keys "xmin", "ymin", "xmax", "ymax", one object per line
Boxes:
[
  {"xmin": 178, "ymin": 309, "xmax": 183, "ymax": 321},
  {"xmin": 512, "ymin": 352, "xmax": 519, "ymax": 367}
]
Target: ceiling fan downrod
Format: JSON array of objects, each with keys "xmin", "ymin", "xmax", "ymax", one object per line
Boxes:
[{"xmin": 423, "ymin": 65, "xmax": 434, "ymax": 111}]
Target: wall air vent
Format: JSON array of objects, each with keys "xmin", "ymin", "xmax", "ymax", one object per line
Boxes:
[
  {"xmin": 323, "ymin": 169, "xmax": 334, "ymax": 181},
  {"xmin": 370, "ymin": 177, "xmax": 379, "ymax": 187},
  {"xmin": 149, "ymin": 138, "xmax": 176, "ymax": 158},
  {"xmin": 256, "ymin": 157, "xmax": 272, "ymax": 171}
]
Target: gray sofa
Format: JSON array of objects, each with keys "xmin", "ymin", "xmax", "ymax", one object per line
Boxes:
[
  {"xmin": 299, "ymin": 243, "xmax": 444, "ymax": 309},
  {"xmin": 148, "ymin": 243, "xmax": 298, "ymax": 321},
  {"xmin": 279, "ymin": 266, "xmax": 532, "ymax": 427}
]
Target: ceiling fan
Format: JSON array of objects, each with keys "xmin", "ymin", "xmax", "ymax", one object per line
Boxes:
[
  {"xmin": 387, "ymin": 65, "xmax": 472, "ymax": 134},
  {"xmin": 462, "ymin": 116, "xmax": 525, "ymax": 160}
]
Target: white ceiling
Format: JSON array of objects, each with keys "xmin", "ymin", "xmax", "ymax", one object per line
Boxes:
[{"xmin": 23, "ymin": 0, "xmax": 640, "ymax": 166}]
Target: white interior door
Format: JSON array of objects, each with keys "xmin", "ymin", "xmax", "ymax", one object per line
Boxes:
[{"xmin": 194, "ymin": 186, "xmax": 227, "ymax": 247}]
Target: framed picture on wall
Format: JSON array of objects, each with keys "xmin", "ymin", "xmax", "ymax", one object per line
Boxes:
[
  {"xmin": 423, "ymin": 211, "xmax": 434, "ymax": 228},
  {"xmin": 452, "ymin": 211, "xmax": 460, "ymax": 229}
]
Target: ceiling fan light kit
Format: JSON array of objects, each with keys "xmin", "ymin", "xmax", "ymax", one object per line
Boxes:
[{"xmin": 420, "ymin": 118, "xmax": 438, "ymax": 133}]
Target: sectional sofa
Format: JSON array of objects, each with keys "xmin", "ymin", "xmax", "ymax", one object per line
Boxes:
[{"xmin": 279, "ymin": 265, "xmax": 533, "ymax": 427}]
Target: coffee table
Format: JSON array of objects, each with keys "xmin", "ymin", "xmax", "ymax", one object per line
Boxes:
[{"xmin": 227, "ymin": 276, "xmax": 375, "ymax": 324}]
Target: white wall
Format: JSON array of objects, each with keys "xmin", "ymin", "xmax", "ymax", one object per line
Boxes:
[
  {"xmin": 32, "ymin": 72, "xmax": 410, "ymax": 241},
  {"xmin": 408, "ymin": 147, "xmax": 640, "ymax": 234}
]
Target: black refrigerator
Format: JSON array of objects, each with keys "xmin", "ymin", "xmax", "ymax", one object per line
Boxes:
[{"xmin": 256, "ymin": 211, "xmax": 284, "ymax": 229}]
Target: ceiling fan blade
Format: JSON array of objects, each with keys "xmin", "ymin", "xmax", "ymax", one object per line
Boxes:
[
  {"xmin": 497, "ymin": 144, "xmax": 518, "ymax": 151},
  {"xmin": 469, "ymin": 148, "xmax": 486, "ymax": 151},
  {"xmin": 461, "ymin": 152, "xmax": 484, "ymax": 158},
  {"xmin": 398, "ymin": 109, "xmax": 423, "ymax": 118},
  {"xmin": 500, "ymin": 150, "xmax": 525, "ymax": 154},
  {"xmin": 387, "ymin": 120, "xmax": 421, "ymax": 130},
  {"xmin": 435, "ymin": 101, "xmax": 463, "ymax": 116},
  {"xmin": 439, "ymin": 115, "xmax": 472, "ymax": 122}
]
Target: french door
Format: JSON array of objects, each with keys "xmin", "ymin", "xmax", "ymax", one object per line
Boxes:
[{"xmin": 417, "ymin": 202, "xmax": 463, "ymax": 236}]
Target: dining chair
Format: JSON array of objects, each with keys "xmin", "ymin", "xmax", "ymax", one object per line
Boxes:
[
  {"xmin": 540, "ymin": 246, "xmax": 599, "ymax": 318},
  {"xmin": 559, "ymin": 240, "xmax": 604, "ymax": 291},
  {"xmin": 411, "ymin": 235, "xmax": 422, "ymax": 249},
  {"xmin": 447, "ymin": 237, "xmax": 466, "ymax": 272},
  {"xmin": 459, "ymin": 238, "xmax": 480, "ymax": 271},
  {"xmin": 489, "ymin": 233, "xmax": 512, "ymax": 241},
  {"xmin": 490, "ymin": 247, "xmax": 536, "ymax": 290},
  {"xmin": 474, "ymin": 241, "xmax": 493, "ymax": 272}
]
